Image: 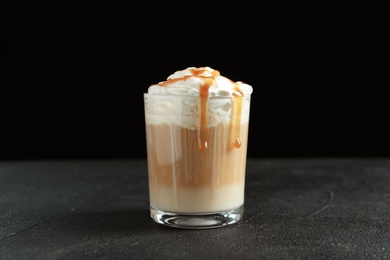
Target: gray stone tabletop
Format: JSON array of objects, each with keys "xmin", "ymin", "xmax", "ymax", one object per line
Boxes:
[{"xmin": 1, "ymin": 158, "xmax": 390, "ymax": 259}]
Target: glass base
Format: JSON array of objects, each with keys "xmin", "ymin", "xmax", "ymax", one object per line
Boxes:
[{"xmin": 150, "ymin": 205, "xmax": 244, "ymax": 229}]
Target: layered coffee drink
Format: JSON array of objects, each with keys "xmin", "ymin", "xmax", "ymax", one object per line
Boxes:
[{"xmin": 144, "ymin": 67, "xmax": 253, "ymax": 228}]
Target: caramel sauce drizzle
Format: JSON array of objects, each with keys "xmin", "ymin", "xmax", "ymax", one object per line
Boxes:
[
  {"xmin": 229, "ymin": 84, "xmax": 244, "ymax": 149},
  {"xmin": 157, "ymin": 67, "xmax": 244, "ymax": 150}
]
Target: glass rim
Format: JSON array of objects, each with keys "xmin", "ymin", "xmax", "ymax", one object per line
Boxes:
[{"xmin": 143, "ymin": 93, "xmax": 252, "ymax": 99}]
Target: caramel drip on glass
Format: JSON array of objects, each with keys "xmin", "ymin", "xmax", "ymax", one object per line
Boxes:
[{"xmin": 229, "ymin": 84, "xmax": 244, "ymax": 149}]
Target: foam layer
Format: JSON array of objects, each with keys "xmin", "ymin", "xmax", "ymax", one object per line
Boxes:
[{"xmin": 144, "ymin": 95, "xmax": 250, "ymax": 128}]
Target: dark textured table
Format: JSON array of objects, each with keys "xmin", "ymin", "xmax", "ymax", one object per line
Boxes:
[{"xmin": 1, "ymin": 158, "xmax": 390, "ymax": 259}]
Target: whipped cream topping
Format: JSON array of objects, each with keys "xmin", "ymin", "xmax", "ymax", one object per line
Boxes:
[
  {"xmin": 145, "ymin": 67, "xmax": 253, "ymax": 150},
  {"xmin": 147, "ymin": 67, "xmax": 253, "ymax": 97}
]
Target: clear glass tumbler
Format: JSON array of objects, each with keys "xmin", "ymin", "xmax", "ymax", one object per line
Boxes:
[{"xmin": 144, "ymin": 93, "xmax": 251, "ymax": 229}]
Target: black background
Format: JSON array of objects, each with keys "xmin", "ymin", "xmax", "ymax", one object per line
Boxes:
[{"xmin": 0, "ymin": 2, "xmax": 386, "ymax": 160}]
